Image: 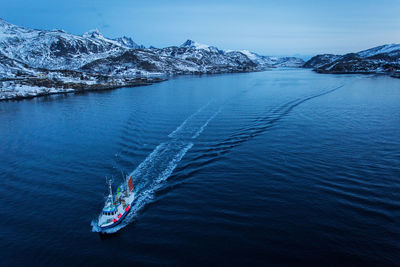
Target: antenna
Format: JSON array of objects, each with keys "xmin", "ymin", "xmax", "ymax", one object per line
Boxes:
[
  {"xmin": 106, "ymin": 176, "xmax": 114, "ymax": 198},
  {"xmin": 120, "ymin": 170, "xmax": 127, "ymax": 185}
]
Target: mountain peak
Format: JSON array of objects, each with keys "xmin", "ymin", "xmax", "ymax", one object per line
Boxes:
[
  {"xmin": 115, "ymin": 36, "xmax": 134, "ymax": 44},
  {"xmin": 0, "ymin": 18, "xmax": 16, "ymax": 29},
  {"xmin": 82, "ymin": 29, "xmax": 104, "ymax": 39},
  {"xmin": 114, "ymin": 36, "xmax": 143, "ymax": 49},
  {"xmin": 0, "ymin": 17, "xmax": 9, "ymax": 24},
  {"xmin": 180, "ymin": 39, "xmax": 210, "ymax": 50},
  {"xmin": 181, "ymin": 39, "xmax": 195, "ymax": 47}
]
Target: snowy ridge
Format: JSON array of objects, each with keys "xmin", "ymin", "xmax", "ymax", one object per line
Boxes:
[
  {"xmin": 114, "ymin": 36, "xmax": 145, "ymax": 49},
  {"xmin": 358, "ymin": 44, "xmax": 400, "ymax": 58},
  {"xmin": 303, "ymin": 44, "xmax": 400, "ymax": 76},
  {"xmin": 0, "ymin": 18, "xmax": 305, "ymax": 100},
  {"xmin": 0, "ymin": 19, "xmax": 145, "ymax": 70},
  {"xmin": 239, "ymin": 50, "xmax": 304, "ymax": 67},
  {"xmin": 180, "ymin": 39, "xmax": 210, "ymax": 50}
]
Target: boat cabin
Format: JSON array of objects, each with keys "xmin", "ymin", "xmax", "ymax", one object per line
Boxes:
[{"xmin": 102, "ymin": 205, "xmax": 117, "ymax": 216}]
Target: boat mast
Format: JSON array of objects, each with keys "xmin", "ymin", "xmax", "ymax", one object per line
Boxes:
[
  {"xmin": 108, "ymin": 181, "xmax": 113, "ymax": 197},
  {"xmin": 106, "ymin": 177, "xmax": 114, "ymax": 202}
]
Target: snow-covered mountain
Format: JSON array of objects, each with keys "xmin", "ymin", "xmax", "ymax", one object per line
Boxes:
[
  {"xmin": 0, "ymin": 19, "xmax": 131, "ymax": 70},
  {"xmin": 0, "ymin": 18, "xmax": 259, "ymax": 76},
  {"xmin": 302, "ymin": 54, "xmax": 341, "ymax": 69},
  {"xmin": 179, "ymin": 39, "xmax": 228, "ymax": 56},
  {"xmin": 303, "ymin": 44, "xmax": 400, "ymax": 75},
  {"xmin": 273, "ymin": 57, "xmax": 305, "ymax": 67},
  {"xmin": 0, "ymin": 18, "xmax": 305, "ymax": 100},
  {"xmin": 0, "ymin": 52, "xmax": 36, "ymax": 78},
  {"xmin": 177, "ymin": 41, "xmax": 304, "ymax": 68},
  {"xmin": 82, "ymin": 30, "xmax": 145, "ymax": 49},
  {"xmin": 0, "ymin": 18, "xmax": 305, "ymax": 76},
  {"xmin": 357, "ymin": 44, "xmax": 400, "ymax": 58},
  {"xmin": 82, "ymin": 44, "xmax": 258, "ymax": 76},
  {"xmin": 180, "ymin": 39, "xmax": 210, "ymax": 50},
  {"xmin": 113, "ymin": 36, "xmax": 145, "ymax": 49},
  {"xmin": 239, "ymin": 50, "xmax": 304, "ymax": 67}
]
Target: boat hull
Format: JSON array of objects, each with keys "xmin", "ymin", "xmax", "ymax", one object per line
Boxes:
[{"xmin": 99, "ymin": 205, "xmax": 131, "ymax": 230}]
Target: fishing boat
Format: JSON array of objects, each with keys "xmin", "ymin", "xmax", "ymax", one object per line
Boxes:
[{"xmin": 97, "ymin": 175, "xmax": 135, "ymax": 230}]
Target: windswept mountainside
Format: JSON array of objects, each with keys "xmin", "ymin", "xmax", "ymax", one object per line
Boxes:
[
  {"xmin": 236, "ymin": 50, "xmax": 304, "ymax": 68},
  {"xmin": 81, "ymin": 40, "xmax": 258, "ymax": 76},
  {"xmin": 0, "ymin": 19, "xmax": 304, "ymax": 100},
  {"xmin": 0, "ymin": 20, "xmax": 130, "ymax": 70},
  {"xmin": 0, "ymin": 52, "xmax": 36, "ymax": 78},
  {"xmin": 302, "ymin": 54, "xmax": 341, "ymax": 69},
  {"xmin": 303, "ymin": 44, "xmax": 400, "ymax": 77},
  {"xmin": 113, "ymin": 36, "xmax": 145, "ymax": 49}
]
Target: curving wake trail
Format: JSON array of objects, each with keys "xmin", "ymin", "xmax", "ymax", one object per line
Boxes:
[
  {"xmin": 176, "ymin": 85, "xmax": 345, "ymax": 180},
  {"xmin": 92, "ymin": 100, "xmax": 222, "ymax": 233},
  {"xmin": 92, "ymin": 84, "xmax": 344, "ymax": 233}
]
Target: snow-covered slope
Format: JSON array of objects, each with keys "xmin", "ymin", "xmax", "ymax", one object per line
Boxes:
[
  {"xmin": 0, "ymin": 19, "xmax": 134, "ymax": 70},
  {"xmin": 177, "ymin": 40, "xmax": 304, "ymax": 68},
  {"xmin": 0, "ymin": 18, "xmax": 306, "ymax": 100},
  {"xmin": 357, "ymin": 44, "xmax": 400, "ymax": 58},
  {"xmin": 179, "ymin": 39, "xmax": 225, "ymax": 55},
  {"xmin": 154, "ymin": 45, "xmax": 256, "ymax": 73},
  {"xmin": 82, "ymin": 46, "xmax": 258, "ymax": 76},
  {"xmin": 302, "ymin": 54, "xmax": 341, "ymax": 69},
  {"xmin": 114, "ymin": 36, "xmax": 145, "ymax": 49},
  {"xmin": 273, "ymin": 57, "xmax": 305, "ymax": 67},
  {"xmin": 0, "ymin": 19, "xmax": 258, "ymax": 75},
  {"xmin": 0, "ymin": 52, "xmax": 37, "ymax": 78},
  {"xmin": 303, "ymin": 44, "xmax": 400, "ymax": 75},
  {"xmin": 239, "ymin": 50, "xmax": 275, "ymax": 66},
  {"xmin": 181, "ymin": 39, "xmax": 209, "ymax": 50},
  {"xmin": 239, "ymin": 50, "xmax": 304, "ymax": 67},
  {"xmin": 0, "ymin": 18, "xmax": 304, "ymax": 76}
]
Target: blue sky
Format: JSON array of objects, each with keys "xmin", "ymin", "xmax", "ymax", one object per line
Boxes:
[{"xmin": 1, "ymin": 0, "xmax": 399, "ymax": 57}]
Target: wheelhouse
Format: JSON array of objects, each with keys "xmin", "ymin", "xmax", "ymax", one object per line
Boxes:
[{"xmin": 102, "ymin": 205, "xmax": 117, "ymax": 216}]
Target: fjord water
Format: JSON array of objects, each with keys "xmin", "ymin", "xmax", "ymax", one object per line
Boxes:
[{"xmin": 0, "ymin": 69, "xmax": 399, "ymax": 265}]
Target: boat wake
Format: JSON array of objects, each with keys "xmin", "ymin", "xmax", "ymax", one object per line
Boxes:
[
  {"xmin": 92, "ymin": 100, "xmax": 222, "ymax": 233},
  {"xmin": 217, "ymin": 85, "xmax": 343, "ymax": 153},
  {"xmin": 92, "ymin": 84, "xmax": 344, "ymax": 233},
  {"xmin": 174, "ymin": 85, "xmax": 345, "ymax": 181}
]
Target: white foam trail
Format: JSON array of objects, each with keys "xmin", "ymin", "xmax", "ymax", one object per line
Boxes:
[
  {"xmin": 192, "ymin": 107, "xmax": 222, "ymax": 139},
  {"xmin": 127, "ymin": 141, "xmax": 192, "ymax": 186},
  {"xmin": 168, "ymin": 100, "xmax": 212, "ymax": 138},
  {"xmin": 93, "ymin": 99, "xmax": 222, "ymax": 233},
  {"xmin": 155, "ymin": 143, "xmax": 193, "ymax": 183},
  {"xmin": 97, "ymin": 142, "xmax": 193, "ymax": 234},
  {"xmin": 91, "ymin": 220, "xmax": 101, "ymax": 232}
]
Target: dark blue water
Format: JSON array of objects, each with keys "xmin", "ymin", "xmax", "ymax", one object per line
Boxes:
[{"xmin": 0, "ymin": 69, "xmax": 399, "ymax": 266}]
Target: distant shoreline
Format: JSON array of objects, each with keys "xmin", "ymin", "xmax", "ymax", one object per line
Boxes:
[
  {"xmin": 313, "ymin": 69, "xmax": 400, "ymax": 78},
  {"xmin": 0, "ymin": 69, "xmax": 260, "ymax": 101},
  {"xmin": 0, "ymin": 76, "xmax": 166, "ymax": 101}
]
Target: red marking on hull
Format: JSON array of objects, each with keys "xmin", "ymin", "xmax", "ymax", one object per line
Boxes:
[{"xmin": 128, "ymin": 176, "xmax": 133, "ymax": 192}]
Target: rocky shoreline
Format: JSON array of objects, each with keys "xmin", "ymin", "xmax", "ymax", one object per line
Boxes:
[
  {"xmin": 0, "ymin": 68, "xmax": 261, "ymax": 101},
  {"xmin": 0, "ymin": 75, "xmax": 167, "ymax": 101},
  {"xmin": 314, "ymin": 68, "xmax": 400, "ymax": 78}
]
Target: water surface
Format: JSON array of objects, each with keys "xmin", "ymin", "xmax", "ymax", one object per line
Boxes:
[{"xmin": 0, "ymin": 69, "xmax": 399, "ymax": 265}]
